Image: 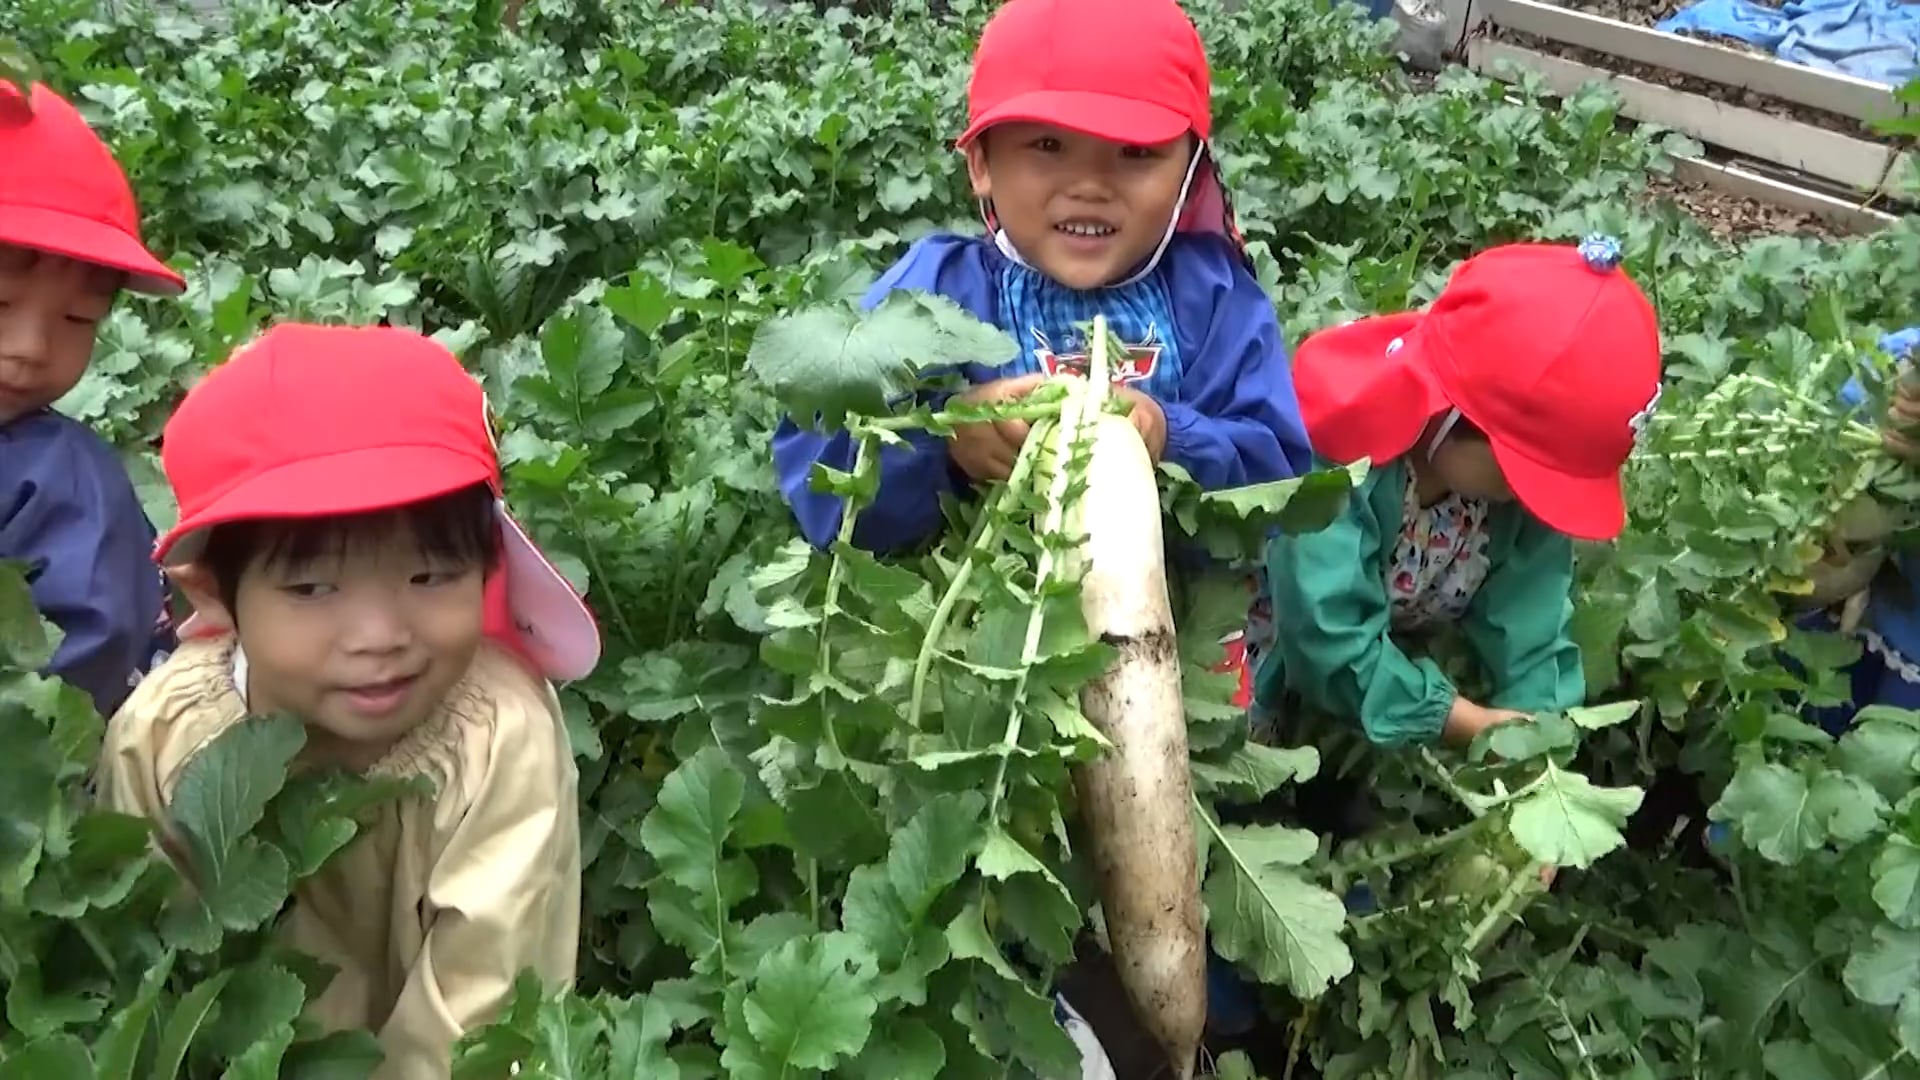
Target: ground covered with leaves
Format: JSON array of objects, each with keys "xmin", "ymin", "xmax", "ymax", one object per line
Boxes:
[{"xmin": 2, "ymin": 0, "xmax": 1920, "ymax": 1076}]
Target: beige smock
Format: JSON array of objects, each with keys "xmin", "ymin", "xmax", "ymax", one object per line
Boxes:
[{"xmin": 96, "ymin": 636, "xmax": 581, "ymax": 1079}]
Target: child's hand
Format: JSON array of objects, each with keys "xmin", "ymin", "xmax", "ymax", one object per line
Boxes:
[
  {"xmin": 1114, "ymin": 386, "xmax": 1167, "ymax": 462},
  {"xmin": 1885, "ymin": 376, "xmax": 1920, "ymax": 464},
  {"xmin": 1441, "ymin": 699, "xmax": 1530, "ymax": 748},
  {"xmin": 949, "ymin": 373, "xmax": 1048, "ymax": 482}
]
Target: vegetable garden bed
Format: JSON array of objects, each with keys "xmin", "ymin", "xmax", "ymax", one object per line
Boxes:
[
  {"xmin": 1, "ymin": 0, "xmax": 1919, "ymax": 1077},
  {"xmin": 1459, "ymin": 0, "xmax": 1917, "ymax": 223}
]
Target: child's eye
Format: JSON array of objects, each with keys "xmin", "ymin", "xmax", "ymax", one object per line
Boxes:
[
  {"xmin": 411, "ymin": 567, "xmax": 471, "ymax": 587},
  {"xmin": 64, "ymin": 314, "xmax": 102, "ymax": 328},
  {"xmin": 1120, "ymin": 145, "xmax": 1158, "ymax": 160},
  {"xmin": 1030, "ymin": 136, "xmax": 1062, "ymax": 153},
  {"xmin": 280, "ymin": 582, "xmax": 335, "ymax": 600}
]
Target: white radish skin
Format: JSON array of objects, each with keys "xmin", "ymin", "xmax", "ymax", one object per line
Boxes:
[{"xmin": 1069, "ymin": 411, "xmax": 1205, "ymax": 1080}]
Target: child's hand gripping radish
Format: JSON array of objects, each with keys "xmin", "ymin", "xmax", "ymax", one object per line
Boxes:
[{"xmin": 1882, "ymin": 330, "xmax": 1920, "ymax": 463}]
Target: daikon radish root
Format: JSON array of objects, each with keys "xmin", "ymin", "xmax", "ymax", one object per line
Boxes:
[{"xmin": 1065, "ymin": 317, "xmax": 1205, "ymax": 1080}]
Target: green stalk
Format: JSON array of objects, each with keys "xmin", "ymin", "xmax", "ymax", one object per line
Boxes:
[
  {"xmin": 868, "ymin": 398, "xmax": 1064, "ymax": 432},
  {"xmin": 1345, "ymin": 817, "xmax": 1490, "ymax": 874},
  {"xmin": 985, "ymin": 385, "xmax": 1090, "ymax": 823},
  {"xmin": 983, "ymin": 315, "xmax": 1114, "ymax": 821},
  {"xmin": 1461, "ymin": 859, "xmax": 1547, "ymax": 954},
  {"xmin": 907, "ymin": 418, "xmax": 1057, "ymax": 731}
]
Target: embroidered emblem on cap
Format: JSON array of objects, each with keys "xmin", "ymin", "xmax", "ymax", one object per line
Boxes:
[
  {"xmin": 1577, "ymin": 233, "xmax": 1624, "ymax": 272},
  {"xmin": 1628, "ymin": 383, "xmax": 1661, "ymax": 448},
  {"xmin": 1385, "ymin": 336, "xmax": 1406, "ymax": 357}
]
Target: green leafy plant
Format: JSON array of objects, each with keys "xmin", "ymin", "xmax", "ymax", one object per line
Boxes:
[
  {"xmin": 0, "ymin": 560, "xmax": 423, "ymax": 1076},
  {"xmin": 3, "ymin": 0, "xmax": 1918, "ymax": 1072}
]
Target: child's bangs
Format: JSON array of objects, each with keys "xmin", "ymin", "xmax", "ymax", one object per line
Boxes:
[{"xmin": 204, "ymin": 482, "xmax": 500, "ymax": 591}]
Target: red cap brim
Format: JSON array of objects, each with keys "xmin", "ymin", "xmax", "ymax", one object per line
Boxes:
[
  {"xmin": 156, "ymin": 444, "xmax": 603, "ymax": 682},
  {"xmin": 155, "ymin": 443, "xmax": 491, "ymax": 564},
  {"xmin": 1491, "ymin": 437, "xmax": 1627, "ymax": 541},
  {"xmin": 1294, "ymin": 312, "xmax": 1449, "ymax": 466},
  {"xmin": 957, "ymin": 89, "xmax": 1192, "ymax": 148},
  {"xmin": 0, "ymin": 204, "xmax": 185, "ymax": 296}
]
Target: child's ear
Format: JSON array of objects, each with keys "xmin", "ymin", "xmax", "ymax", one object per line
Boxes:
[
  {"xmin": 964, "ymin": 141, "xmax": 992, "ymax": 199},
  {"xmin": 166, "ymin": 563, "xmax": 235, "ymax": 635}
]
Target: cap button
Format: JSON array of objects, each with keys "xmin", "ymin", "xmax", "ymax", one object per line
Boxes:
[{"xmin": 1577, "ymin": 233, "xmax": 1624, "ymax": 272}]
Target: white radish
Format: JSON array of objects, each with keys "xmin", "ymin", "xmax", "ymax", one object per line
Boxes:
[{"xmin": 1061, "ymin": 317, "xmax": 1205, "ymax": 1080}]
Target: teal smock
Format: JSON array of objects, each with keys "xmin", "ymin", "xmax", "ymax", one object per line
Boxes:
[{"xmin": 1250, "ymin": 456, "xmax": 1585, "ymax": 746}]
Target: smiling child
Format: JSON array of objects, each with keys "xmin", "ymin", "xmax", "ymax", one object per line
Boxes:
[
  {"xmin": 97, "ymin": 324, "xmax": 600, "ymax": 1077},
  {"xmin": 772, "ymin": 0, "xmax": 1312, "ymax": 555},
  {"xmin": 0, "ymin": 81, "xmax": 180, "ymax": 716}
]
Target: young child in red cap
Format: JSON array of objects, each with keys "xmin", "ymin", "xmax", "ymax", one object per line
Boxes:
[
  {"xmin": 1246, "ymin": 235, "xmax": 1662, "ymax": 759},
  {"xmin": 95, "ymin": 324, "xmax": 601, "ymax": 1078},
  {"xmin": 0, "ymin": 81, "xmax": 183, "ymax": 716},
  {"xmin": 773, "ymin": 0, "xmax": 1313, "ymax": 554}
]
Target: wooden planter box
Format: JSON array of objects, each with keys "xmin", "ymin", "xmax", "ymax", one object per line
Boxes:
[{"xmin": 1455, "ymin": 0, "xmax": 1914, "ymax": 231}]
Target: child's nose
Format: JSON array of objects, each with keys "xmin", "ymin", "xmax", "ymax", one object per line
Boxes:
[{"xmin": 340, "ymin": 598, "xmax": 413, "ymax": 653}]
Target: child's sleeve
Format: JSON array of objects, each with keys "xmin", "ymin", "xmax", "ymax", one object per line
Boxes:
[
  {"xmin": 1260, "ymin": 468, "xmax": 1457, "ymax": 745},
  {"xmin": 376, "ymin": 677, "xmax": 580, "ymax": 1079},
  {"xmin": 772, "ymin": 235, "xmax": 1003, "ymax": 554},
  {"xmin": 0, "ymin": 419, "xmax": 164, "ymax": 717},
  {"xmin": 1459, "ymin": 512, "xmax": 1585, "ymax": 714},
  {"xmin": 1162, "ymin": 237, "xmax": 1315, "ymax": 489}
]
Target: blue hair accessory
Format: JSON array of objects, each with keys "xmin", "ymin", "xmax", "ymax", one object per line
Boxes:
[{"xmin": 1577, "ymin": 233, "xmax": 1624, "ymax": 272}]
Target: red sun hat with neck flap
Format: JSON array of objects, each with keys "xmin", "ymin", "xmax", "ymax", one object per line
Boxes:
[
  {"xmin": 957, "ymin": 0, "xmax": 1251, "ymax": 272},
  {"xmin": 1293, "ymin": 235, "xmax": 1664, "ymax": 543},
  {"xmin": 957, "ymin": 0, "xmax": 1212, "ymax": 149},
  {"xmin": 155, "ymin": 323, "xmax": 602, "ymax": 683},
  {"xmin": 0, "ymin": 81, "xmax": 185, "ymax": 296}
]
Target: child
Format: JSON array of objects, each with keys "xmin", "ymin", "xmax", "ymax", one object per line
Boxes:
[
  {"xmin": 1796, "ymin": 325, "xmax": 1920, "ymax": 732},
  {"xmin": 0, "ymin": 81, "xmax": 179, "ymax": 716},
  {"xmin": 95, "ymin": 324, "xmax": 601, "ymax": 1078},
  {"xmin": 1246, "ymin": 236, "xmax": 1663, "ymax": 752},
  {"xmin": 772, "ymin": 0, "xmax": 1313, "ymax": 556}
]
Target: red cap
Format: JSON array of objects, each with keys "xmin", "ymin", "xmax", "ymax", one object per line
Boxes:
[
  {"xmin": 155, "ymin": 324, "xmax": 601, "ymax": 682},
  {"xmin": 1295, "ymin": 237, "xmax": 1662, "ymax": 541},
  {"xmin": 0, "ymin": 82, "xmax": 184, "ymax": 296},
  {"xmin": 957, "ymin": 0, "xmax": 1211, "ymax": 148}
]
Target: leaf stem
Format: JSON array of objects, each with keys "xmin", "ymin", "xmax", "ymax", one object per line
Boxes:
[
  {"xmin": 986, "ymin": 384, "xmax": 1089, "ymax": 823},
  {"xmin": 867, "ymin": 398, "xmax": 1064, "ymax": 432},
  {"xmin": 1345, "ymin": 817, "xmax": 1487, "ymax": 874},
  {"xmin": 907, "ymin": 426, "xmax": 1051, "ymax": 730},
  {"xmin": 1461, "ymin": 859, "xmax": 1544, "ymax": 954}
]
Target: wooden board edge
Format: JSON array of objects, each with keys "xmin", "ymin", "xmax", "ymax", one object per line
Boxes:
[
  {"xmin": 1480, "ymin": 0, "xmax": 1899, "ymax": 123},
  {"xmin": 1466, "ymin": 39, "xmax": 1917, "ymax": 197},
  {"xmin": 1670, "ymin": 156, "xmax": 1899, "ymax": 234}
]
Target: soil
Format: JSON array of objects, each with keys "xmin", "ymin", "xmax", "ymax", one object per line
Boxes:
[
  {"xmin": 1554, "ymin": 0, "xmax": 1705, "ymax": 29},
  {"xmin": 1491, "ymin": 26, "xmax": 1897, "ymax": 139},
  {"xmin": 1641, "ymin": 168, "xmax": 1846, "ymax": 241}
]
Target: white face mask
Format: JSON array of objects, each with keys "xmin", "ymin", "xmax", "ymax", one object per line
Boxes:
[{"xmin": 988, "ymin": 143, "xmax": 1211, "ymax": 288}]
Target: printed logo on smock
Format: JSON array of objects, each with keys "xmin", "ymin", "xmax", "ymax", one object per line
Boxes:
[
  {"xmin": 1628, "ymin": 383, "xmax": 1661, "ymax": 448},
  {"xmin": 1031, "ymin": 324, "xmax": 1163, "ymax": 384}
]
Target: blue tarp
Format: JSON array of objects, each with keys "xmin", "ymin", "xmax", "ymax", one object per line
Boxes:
[{"xmin": 1655, "ymin": 0, "xmax": 1920, "ymax": 86}]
